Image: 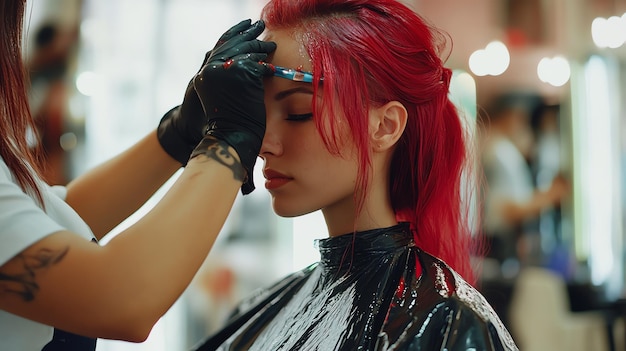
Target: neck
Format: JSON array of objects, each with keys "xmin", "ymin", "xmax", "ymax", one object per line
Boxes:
[{"xmin": 322, "ymin": 168, "xmax": 397, "ymax": 237}]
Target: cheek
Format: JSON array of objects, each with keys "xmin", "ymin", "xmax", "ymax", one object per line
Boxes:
[
  {"xmin": 271, "ymin": 163, "xmax": 357, "ymax": 217},
  {"xmin": 290, "ymin": 127, "xmax": 359, "ymax": 184},
  {"xmin": 272, "ymin": 145, "xmax": 359, "ymax": 217}
]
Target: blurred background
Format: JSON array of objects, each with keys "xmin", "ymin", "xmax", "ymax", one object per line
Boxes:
[{"xmin": 22, "ymin": 0, "xmax": 626, "ymax": 350}]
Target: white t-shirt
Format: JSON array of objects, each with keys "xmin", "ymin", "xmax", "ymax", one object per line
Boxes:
[
  {"xmin": 482, "ymin": 135, "xmax": 535, "ymax": 235},
  {"xmin": 0, "ymin": 157, "xmax": 96, "ymax": 350}
]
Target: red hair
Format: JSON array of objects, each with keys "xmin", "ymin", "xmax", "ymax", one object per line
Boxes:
[
  {"xmin": 262, "ymin": 0, "xmax": 481, "ymax": 284},
  {"xmin": 0, "ymin": 0, "xmax": 45, "ymax": 205}
]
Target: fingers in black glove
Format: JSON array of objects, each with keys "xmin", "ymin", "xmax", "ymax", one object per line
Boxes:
[
  {"xmin": 157, "ymin": 19, "xmax": 270, "ymax": 166},
  {"xmin": 208, "ymin": 20, "xmax": 273, "ymax": 62},
  {"xmin": 191, "ymin": 20, "xmax": 276, "ymax": 194}
]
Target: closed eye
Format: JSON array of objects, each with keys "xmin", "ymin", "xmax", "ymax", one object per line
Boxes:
[{"xmin": 286, "ymin": 113, "xmax": 313, "ymax": 121}]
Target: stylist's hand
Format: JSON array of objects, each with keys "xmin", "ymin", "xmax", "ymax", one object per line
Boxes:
[
  {"xmin": 191, "ymin": 19, "xmax": 276, "ymax": 194},
  {"xmin": 157, "ymin": 20, "xmax": 265, "ymax": 166}
]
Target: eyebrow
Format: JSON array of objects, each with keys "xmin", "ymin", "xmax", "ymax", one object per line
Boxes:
[{"xmin": 274, "ymin": 86, "xmax": 315, "ymax": 101}]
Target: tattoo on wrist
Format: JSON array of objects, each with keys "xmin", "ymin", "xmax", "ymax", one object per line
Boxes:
[
  {"xmin": 0, "ymin": 246, "xmax": 69, "ymax": 301},
  {"xmin": 190, "ymin": 137, "xmax": 246, "ymax": 182}
]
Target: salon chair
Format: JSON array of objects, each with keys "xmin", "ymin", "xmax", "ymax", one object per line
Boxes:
[{"xmin": 508, "ymin": 267, "xmax": 610, "ymax": 351}]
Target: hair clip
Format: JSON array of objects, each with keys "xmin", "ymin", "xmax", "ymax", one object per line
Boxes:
[{"xmin": 272, "ymin": 65, "xmax": 319, "ymax": 83}]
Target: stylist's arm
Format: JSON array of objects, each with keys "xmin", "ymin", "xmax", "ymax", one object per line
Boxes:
[{"xmin": 0, "ymin": 19, "xmax": 275, "ymax": 342}]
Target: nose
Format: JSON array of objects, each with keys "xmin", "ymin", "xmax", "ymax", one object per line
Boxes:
[{"xmin": 259, "ymin": 123, "xmax": 283, "ymax": 159}]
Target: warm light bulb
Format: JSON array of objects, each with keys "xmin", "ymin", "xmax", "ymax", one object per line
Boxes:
[
  {"xmin": 537, "ymin": 56, "xmax": 570, "ymax": 87},
  {"xmin": 468, "ymin": 41, "xmax": 510, "ymax": 76}
]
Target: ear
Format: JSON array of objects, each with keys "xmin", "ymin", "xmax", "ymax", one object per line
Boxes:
[{"xmin": 369, "ymin": 101, "xmax": 408, "ymax": 152}]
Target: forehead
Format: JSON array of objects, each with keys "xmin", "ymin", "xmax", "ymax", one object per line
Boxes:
[{"xmin": 264, "ymin": 29, "xmax": 312, "ymax": 71}]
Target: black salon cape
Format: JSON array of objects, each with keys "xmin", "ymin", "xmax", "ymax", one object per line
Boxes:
[{"xmin": 192, "ymin": 223, "xmax": 519, "ymax": 351}]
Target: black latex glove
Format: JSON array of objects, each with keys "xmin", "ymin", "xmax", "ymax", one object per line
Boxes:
[
  {"xmin": 191, "ymin": 19, "xmax": 276, "ymax": 194},
  {"xmin": 157, "ymin": 20, "xmax": 261, "ymax": 166}
]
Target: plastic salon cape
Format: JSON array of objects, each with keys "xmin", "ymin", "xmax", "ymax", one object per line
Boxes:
[{"xmin": 193, "ymin": 223, "xmax": 519, "ymax": 351}]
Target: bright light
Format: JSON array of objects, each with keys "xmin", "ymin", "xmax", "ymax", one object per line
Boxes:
[
  {"xmin": 75, "ymin": 71, "xmax": 100, "ymax": 96},
  {"xmin": 468, "ymin": 40, "xmax": 510, "ymax": 77},
  {"xmin": 579, "ymin": 55, "xmax": 616, "ymax": 286},
  {"xmin": 592, "ymin": 17, "xmax": 608, "ymax": 48},
  {"xmin": 485, "ymin": 41, "xmax": 510, "ymax": 75},
  {"xmin": 537, "ymin": 56, "xmax": 571, "ymax": 87},
  {"xmin": 591, "ymin": 15, "xmax": 626, "ymax": 48},
  {"xmin": 469, "ymin": 50, "xmax": 489, "ymax": 76}
]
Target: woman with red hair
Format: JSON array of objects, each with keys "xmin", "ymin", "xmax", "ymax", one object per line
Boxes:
[{"xmin": 193, "ymin": 0, "xmax": 518, "ymax": 350}]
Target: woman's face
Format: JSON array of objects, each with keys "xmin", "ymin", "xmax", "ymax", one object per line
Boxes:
[{"xmin": 260, "ymin": 29, "xmax": 359, "ymax": 219}]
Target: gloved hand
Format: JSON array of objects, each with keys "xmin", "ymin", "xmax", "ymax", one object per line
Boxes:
[
  {"xmin": 157, "ymin": 19, "xmax": 263, "ymax": 166},
  {"xmin": 191, "ymin": 19, "xmax": 276, "ymax": 194}
]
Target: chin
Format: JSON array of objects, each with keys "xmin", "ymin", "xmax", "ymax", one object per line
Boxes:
[
  {"xmin": 272, "ymin": 202, "xmax": 318, "ymax": 218},
  {"xmin": 273, "ymin": 208, "xmax": 306, "ymax": 218}
]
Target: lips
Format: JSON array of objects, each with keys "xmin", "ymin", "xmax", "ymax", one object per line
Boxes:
[{"xmin": 263, "ymin": 169, "xmax": 293, "ymax": 190}]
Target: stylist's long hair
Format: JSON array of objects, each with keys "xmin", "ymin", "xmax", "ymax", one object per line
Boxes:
[
  {"xmin": 0, "ymin": 0, "xmax": 44, "ymax": 204},
  {"xmin": 262, "ymin": 0, "xmax": 480, "ymax": 284}
]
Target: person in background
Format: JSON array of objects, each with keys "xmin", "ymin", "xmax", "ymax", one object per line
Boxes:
[
  {"xmin": 193, "ymin": 0, "xmax": 519, "ymax": 350},
  {"xmin": 26, "ymin": 22, "xmax": 79, "ymax": 185},
  {"xmin": 529, "ymin": 102, "xmax": 575, "ymax": 278},
  {"xmin": 0, "ymin": 1, "xmax": 276, "ymax": 349},
  {"xmin": 480, "ymin": 93, "xmax": 569, "ymax": 277}
]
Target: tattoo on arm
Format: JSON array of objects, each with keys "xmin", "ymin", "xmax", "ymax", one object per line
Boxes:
[
  {"xmin": 0, "ymin": 246, "xmax": 69, "ymax": 301},
  {"xmin": 190, "ymin": 137, "xmax": 246, "ymax": 182}
]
